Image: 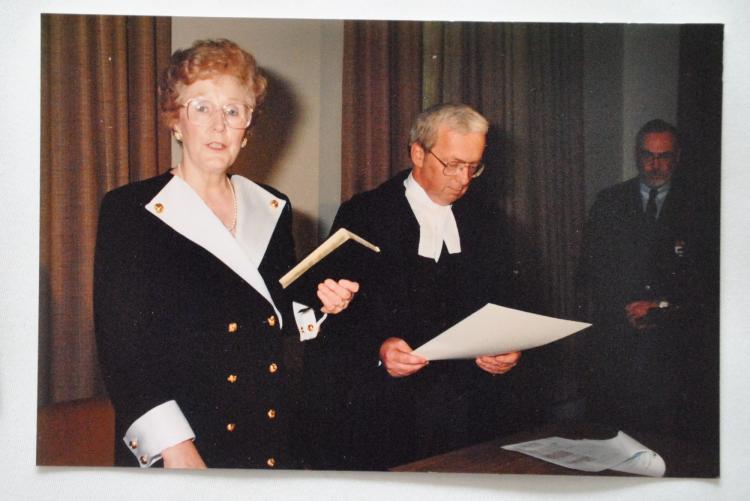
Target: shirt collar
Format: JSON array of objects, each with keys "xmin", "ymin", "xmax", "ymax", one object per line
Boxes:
[{"xmin": 639, "ymin": 180, "xmax": 671, "ymax": 197}]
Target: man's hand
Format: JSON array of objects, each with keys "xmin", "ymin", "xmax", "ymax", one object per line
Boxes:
[
  {"xmin": 161, "ymin": 439, "xmax": 207, "ymax": 469},
  {"xmin": 318, "ymin": 279, "xmax": 360, "ymax": 314},
  {"xmin": 475, "ymin": 351, "xmax": 521, "ymax": 375},
  {"xmin": 625, "ymin": 300, "xmax": 661, "ymax": 330},
  {"xmin": 379, "ymin": 337, "xmax": 428, "ymax": 377}
]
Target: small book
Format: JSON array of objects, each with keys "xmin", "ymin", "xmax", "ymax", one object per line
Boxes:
[{"xmin": 279, "ymin": 228, "xmax": 380, "ymax": 289}]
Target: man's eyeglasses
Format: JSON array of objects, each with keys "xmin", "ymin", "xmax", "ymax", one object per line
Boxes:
[
  {"xmin": 638, "ymin": 150, "xmax": 675, "ymax": 163},
  {"xmin": 426, "ymin": 149, "xmax": 485, "ymax": 179},
  {"xmin": 182, "ymin": 98, "xmax": 254, "ymax": 130}
]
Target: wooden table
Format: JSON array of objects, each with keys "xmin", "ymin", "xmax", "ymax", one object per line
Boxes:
[{"xmin": 391, "ymin": 423, "xmax": 718, "ymax": 478}]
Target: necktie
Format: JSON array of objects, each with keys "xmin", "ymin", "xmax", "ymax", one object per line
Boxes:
[{"xmin": 645, "ymin": 188, "xmax": 658, "ymax": 222}]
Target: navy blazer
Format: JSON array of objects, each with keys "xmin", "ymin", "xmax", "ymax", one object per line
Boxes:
[
  {"xmin": 94, "ymin": 171, "xmax": 303, "ymax": 469},
  {"xmin": 579, "ymin": 176, "xmax": 709, "ymax": 324}
]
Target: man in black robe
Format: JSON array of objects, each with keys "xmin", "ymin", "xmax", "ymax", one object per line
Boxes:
[{"xmin": 305, "ymin": 104, "xmax": 523, "ymax": 470}]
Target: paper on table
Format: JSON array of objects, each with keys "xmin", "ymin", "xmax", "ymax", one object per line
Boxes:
[
  {"xmin": 501, "ymin": 431, "xmax": 666, "ymax": 477},
  {"xmin": 279, "ymin": 228, "xmax": 380, "ymax": 289},
  {"xmin": 412, "ymin": 304, "xmax": 590, "ymax": 360}
]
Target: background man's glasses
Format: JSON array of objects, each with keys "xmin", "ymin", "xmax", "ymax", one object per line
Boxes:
[
  {"xmin": 638, "ymin": 150, "xmax": 675, "ymax": 163},
  {"xmin": 427, "ymin": 149, "xmax": 485, "ymax": 178},
  {"xmin": 182, "ymin": 98, "xmax": 253, "ymax": 129}
]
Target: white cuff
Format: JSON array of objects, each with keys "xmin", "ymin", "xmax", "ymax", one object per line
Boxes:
[
  {"xmin": 293, "ymin": 301, "xmax": 327, "ymax": 341},
  {"xmin": 123, "ymin": 400, "xmax": 195, "ymax": 468}
]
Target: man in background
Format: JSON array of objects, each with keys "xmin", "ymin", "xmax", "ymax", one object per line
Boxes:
[{"xmin": 578, "ymin": 119, "xmax": 718, "ymax": 448}]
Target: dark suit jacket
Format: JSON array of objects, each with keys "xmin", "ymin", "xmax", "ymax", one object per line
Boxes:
[
  {"xmin": 580, "ymin": 177, "xmax": 708, "ymax": 322},
  {"xmin": 305, "ymin": 170, "xmax": 519, "ymax": 470},
  {"xmin": 94, "ymin": 171, "xmax": 306, "ymax": 469},
  {"xmin": 577, "ymin": 176, "xmax": 717, "ymax": 439}
]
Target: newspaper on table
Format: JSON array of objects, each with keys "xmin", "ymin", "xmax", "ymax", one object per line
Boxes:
[
  {"xmin": 412, "ymin": 304, "xmax": 590, "ymax": 360},
  {"xmin": 501, "ymin": 431, "xmax": 666, "ymax": 477}
]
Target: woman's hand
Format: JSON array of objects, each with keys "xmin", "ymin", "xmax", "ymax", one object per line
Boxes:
[
  {"xmin": 318, "ymin": 278, "xmax": 360, "ymax": 314},
  {"xmin": 161, "ymin": 439, "xmax": 207, "ymax": 469}
]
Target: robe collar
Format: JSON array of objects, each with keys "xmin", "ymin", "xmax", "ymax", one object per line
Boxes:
[{"xmin": 403, "ymin": 172, "xmax": 461, "ymax": 262}]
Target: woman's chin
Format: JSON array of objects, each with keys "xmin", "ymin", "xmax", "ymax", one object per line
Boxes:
[{"xmin": 187, "ymin": 157, "xmax": 236, "ymax": 174}]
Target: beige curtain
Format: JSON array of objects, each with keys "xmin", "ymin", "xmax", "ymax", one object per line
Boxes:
[
  {"xmin": 341, "ymin": 21, "xmax": 423, "ymax": 200},
  {"xmin": 39, "ymin": 14, "xmax": 171, "ymax": 405}
]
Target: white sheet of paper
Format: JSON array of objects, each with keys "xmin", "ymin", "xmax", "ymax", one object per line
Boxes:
[
  {"xmin": 412, "ymin": 304, "xmax": 590, "ymax": 360},
  {"xmin": 501, "ymin": 431, "xmax": 666, "ymax": 477}
]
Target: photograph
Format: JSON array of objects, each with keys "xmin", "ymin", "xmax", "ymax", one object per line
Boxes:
[{"xmin": 36, "ymin": 13, "xmax": 721, "ymax": 480}]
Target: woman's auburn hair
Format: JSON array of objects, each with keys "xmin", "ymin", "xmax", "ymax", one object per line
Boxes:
[{"xmin": 158, "ymin": 38, "xmax": 267, "ymax": 128}]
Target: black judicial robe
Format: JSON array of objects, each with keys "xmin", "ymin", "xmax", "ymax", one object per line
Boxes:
[{"xmin": 304, "ymin": 170, "xmax": 520, "ymax": 470}]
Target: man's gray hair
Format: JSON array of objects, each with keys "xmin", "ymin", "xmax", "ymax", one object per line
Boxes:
[{"xmin": 409, "ymin": 103, "xmax": 489, "ymax": 150}]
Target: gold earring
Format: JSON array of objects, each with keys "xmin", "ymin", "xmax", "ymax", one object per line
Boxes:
[
  {"xmin": 241, "ymin": 137, "xmax": 248, "ymax": 148},
  {"xmin": 173, "ymin": 130, "xmax": 183, "ymax": 142}
]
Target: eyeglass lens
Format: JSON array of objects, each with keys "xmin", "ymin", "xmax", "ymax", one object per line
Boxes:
[
  {"xmin": 639, "ymin": 150, "xmax": 674, "ymax": 162},
  {"xmin": 186, "ymin": 98, "xmax": 252, "ymax": 129},
  {"xmin": 428, "ymin": 149, "xmax": 484, "ymax": 178}
]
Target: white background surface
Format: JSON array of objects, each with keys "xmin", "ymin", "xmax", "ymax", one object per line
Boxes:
[{"xmin": 1, "ymin": 1, "xmax": 748, "ymax": 499}]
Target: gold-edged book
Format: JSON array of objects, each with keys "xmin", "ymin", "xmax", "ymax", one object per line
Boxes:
[{"xmin": 279, "ymin": 228, "xmax": 380, "ymax": 289}]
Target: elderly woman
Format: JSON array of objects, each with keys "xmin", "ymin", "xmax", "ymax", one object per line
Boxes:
[{"xmin": 94, "ymin": 39, "xmax": 357, "ymax": 469}]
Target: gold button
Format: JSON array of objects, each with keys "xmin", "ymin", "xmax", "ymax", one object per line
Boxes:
[
  {"xmin": 139, "ymin": 455, "xmax": 148, "ymax": 465},
  {"xmin": 266, "ymin": 457, "xmax": 276, "ymax": 467},
  {"xmin": 307, "ymin": 323, "xmax": 315, "ymax": 332},
  {"xmin": 228, "ymin": 322, "xmax": 238, "ymax": 333},
  {"xmin": 227, "ymin": 374, "xmax": 238, "ymax": 383},
  {"xmin": 129, "ymin": 439, "xmax": 138, "ymax": 449},
  {"xmin": 154, "ymin": 203, "xmax": 164, "ymax": 214},
  {"xmin": 268, "ymin": 362, "xmax": 278, "ymax": 374},
  {"xmin": 267, "ymin": 315, "xmax": 276, "ymax": 327},
  {"xmin": 267, "ymin": 409, "xmax": 276, "ymax": 419},
  {"xmin": 226, "ymin": 423, "xmax": 236, "ymax": 432},
  {"xmin": 270, "ymin": 199, "xmax": 279, "ymax": 209}
]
